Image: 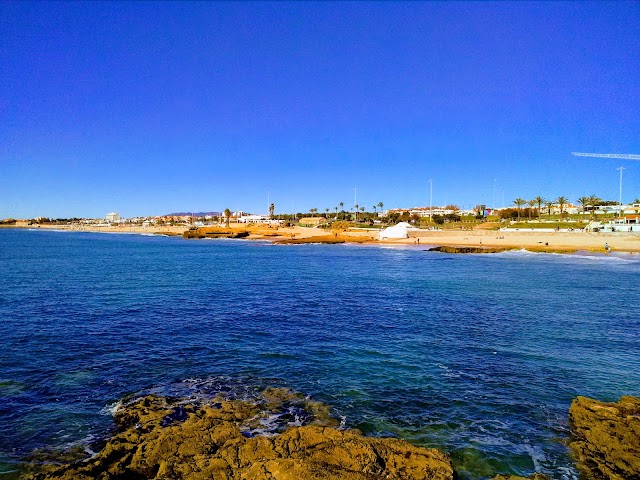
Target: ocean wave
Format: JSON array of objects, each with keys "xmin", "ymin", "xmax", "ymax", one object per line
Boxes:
[
  {"xmin": 494, "ymin": 249, "xmax": 640, "ymax": 263},
  {"xmin": 100, "ymin": 399, "xmax": 122, "ymax": 417}
]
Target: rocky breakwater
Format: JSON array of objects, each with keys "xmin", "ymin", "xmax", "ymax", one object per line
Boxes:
[
  {"xmin": 24, "ymin": 388, "xmax": 453, "ymax": 480},
  {"xmin": 183, "ymin": 227, "xmax": 250, "ymax": 239},
  {"xmin": 569, "ymin": 395, "xmax": 640, "ymax": 479}
]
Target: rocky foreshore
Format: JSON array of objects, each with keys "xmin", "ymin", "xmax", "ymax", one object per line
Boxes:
[
  {"xmin": 428, "ymin": 246, "xmax": 511, "ymax": 254},
  {"xmin": 183, "ymin": 227, "xmax": 250, "ymax": 239},
  {"xmin": 569, "ymin": 395, "xmax": 640, "ymax": 480},
  {"xmin": 21, "ymin": 392, "xmax": 640, "ymax": 479},
  {"xmin": 23, "ymin": 389, "xmax": 453, "ymax": 480}
]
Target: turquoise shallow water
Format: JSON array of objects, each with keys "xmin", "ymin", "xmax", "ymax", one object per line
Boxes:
[{"xmin": 1, "ymin": 229, "xmax": 639, "ymax": 478}]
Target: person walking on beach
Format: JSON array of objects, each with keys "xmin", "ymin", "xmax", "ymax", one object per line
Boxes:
[{"xmin": 605, "ymin": 243, "xmax": 611, "ymax": 254}]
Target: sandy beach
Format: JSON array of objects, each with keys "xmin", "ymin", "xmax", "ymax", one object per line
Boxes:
[{"xmin": 14, "ymin": 223, "xmax": 640, "ymax": 253}]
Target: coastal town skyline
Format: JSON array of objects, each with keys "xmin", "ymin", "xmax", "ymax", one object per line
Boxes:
[{"xmin": 2, "ymin": 2, "xmax": 639, "ymax": 219}]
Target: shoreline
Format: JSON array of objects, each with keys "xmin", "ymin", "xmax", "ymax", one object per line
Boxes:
[{"xmin": 5, "ymin": 224, "xmax": 640, "ymax": 254}]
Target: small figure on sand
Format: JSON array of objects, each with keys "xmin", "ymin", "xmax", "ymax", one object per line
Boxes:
[{"xmin": 605, "ymin": 243, "xmax": 611, "ymax": 254}]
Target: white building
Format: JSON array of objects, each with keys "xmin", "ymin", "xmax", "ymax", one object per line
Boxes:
[
  {"xmin": 105, "ymin": 212, "xmax": 120, "ymax": 223},
  {"xmin": 237, "ymin": 215, "xmax": 283, "ymax": 225}
]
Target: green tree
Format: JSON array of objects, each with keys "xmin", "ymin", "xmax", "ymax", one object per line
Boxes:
[
  {"xmin": 339, "ymin": 202, "xmax": 344, "ymax": 220},
  {"xmin": 310, "ymin": 208, "xmax": 318, "ymax": 217},
  {"xmin": 377, "ymin": 201, "xmax": 384, "ymax": 213},
  {"xmin": 556, "ymin": 196, "xmax": 568, "ymax": 216},
  {"xmin": 269, "ymin": 203, "xmax": 275, "ymax": 218},
  {"xmin": 527, "ymin": 199, "xmax": 536, "ymax": 220},
  {"xmin": 513, "ymin": 198, "xmax": 526, "ymax": 221},
  {"xmin": 588, "ymin": 195, "xmax": 602, "ymax": 220},
  {"xmin": 576, "ymin": 196, "xmax": 590, "ymax": 220},
  {"xmin": 224, "ymin": 208, "xmax": 231, "ymax": 227},
  {"xmin": 353, "ymin": 204, "xmax": 359, "ymax": 221},
  {"xmin": 532, "ymin": 196, "xmax": 545, "ymax": 221},
  {"xmin": 545, "ymin": 200, "xmax": 554, "ymax": 217}
]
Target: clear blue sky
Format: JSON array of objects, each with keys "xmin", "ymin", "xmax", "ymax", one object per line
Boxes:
[{"xmin": 1, "ymin": 1, "xmax": 639, "ymax": 218}]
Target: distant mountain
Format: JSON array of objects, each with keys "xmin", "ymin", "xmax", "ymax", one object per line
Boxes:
[{"xmin": 163, "ymin": 212, "xmax": 222, "ymax": 217}]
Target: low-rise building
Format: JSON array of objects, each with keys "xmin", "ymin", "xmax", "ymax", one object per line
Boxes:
[{"xmin": 236, "ymin": 215, "xmax": 282, "ymax": 225}]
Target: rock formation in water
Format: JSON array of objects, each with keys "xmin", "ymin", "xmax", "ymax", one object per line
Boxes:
[
  {"xmin": 427, "ymin": 246, "xmax": 510, "ymax": 254},
  {"xmin": 183, "ymin": 228, "xmax": 250, "ymax": 239},
  {"xmin": 569, "ymin": 395, "xmax": 640, "ymax": 480},
  {"xmin": 24, "ymin": 389, "xmax": 453, "ymax": 480}
]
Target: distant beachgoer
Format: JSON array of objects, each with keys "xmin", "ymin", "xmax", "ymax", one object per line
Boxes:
[
  {"xmin": 417, "ymin": 238, "xmax": 420, "ymax": 244},
  {"xmin": 605, "ymin": 243, "xmax": 611, "ymax": 254}
]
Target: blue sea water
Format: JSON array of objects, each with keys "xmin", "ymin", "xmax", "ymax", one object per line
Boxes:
[{"xmin": 1, "ymin": 228, "xmax": 639, "ymax": 479}]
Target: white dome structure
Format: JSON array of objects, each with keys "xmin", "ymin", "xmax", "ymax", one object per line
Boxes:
[{"xmin": 378, "ymin": 222, "xmax": 416, "ymax": 240}]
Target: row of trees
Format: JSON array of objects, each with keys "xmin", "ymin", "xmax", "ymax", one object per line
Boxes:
[
  {"xmin": 308, "ymin": 202, "xmax": 385, "ymax": 221},
  {"xmin": 510, "ymin": 195, "xmax": 623, "ymax": 221}
]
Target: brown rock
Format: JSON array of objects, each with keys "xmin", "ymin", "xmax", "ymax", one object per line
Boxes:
[
  {"xmin": 183, "ymin": 228, "xmax": 250, "ymax": 239},
  {"xmin": 569, "ymin": 395, "xmax": 640, "ymax": 480},
  {"xmin": 428, "ymin": 246, "xmax": 509, "ymax": 254},
  {"xmin": 24, "ymin": 391, "xmax": 453, "ymax": 480}
]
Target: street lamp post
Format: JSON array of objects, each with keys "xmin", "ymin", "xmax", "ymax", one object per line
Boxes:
[
  {"xmin": 617, "ymin": 166, "xmax": 625, "ymax": 218},
  {"xmin": 492, "ymin": 178, "xmax": 496, "ymax": 214},
  {"xmin": 429, "ymin": 179, "xmax": 433, "ymax": 220}
]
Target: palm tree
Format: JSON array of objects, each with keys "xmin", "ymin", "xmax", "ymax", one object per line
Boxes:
[
  {"xmin": 533, "ymin": 196, "xmax": 545, "ymax": 221},
  {"xmin": 310, "ymin": 208, "xmax": 317, "ymax": 217},
  {"xmin": 545, "ymin": 200, "xmax": 554, "ymax": 217},
  {"xmin": 339, "ymin": 202, "xmax": 344, "ymax": 220},
  {"xmin": 325, "ymin": 208, "xmax": 329, "ymax": 218},
  {"xmin": 334, "ymin": 206, "xmax": 338, "ymax": 219},
  {"xmin": 269, "ymin": 203, "xmax": 275, "ymax": 218},
  {"xmin": 556, "ymin": 196, "xmax": 568, "ymax": 217},
  {"xmin": 377, "ymin": 202, "xmax": 384, "ymax": 213},
  {"xmin": 372, "ymin": 205, "xmax": 377, "ymax": 215},
  {"xmin": 353, "ymin": 204, "xmax": 359, "ymax": 221},
  {"xmin": 576, "ymin": 196, "xmax": 590, "ymax": 220},
  {"xmin": 223, "ymin": 208, "xmax": 231, "ymax": 227},
  {"xmin": 513, "ymin": 198, "xmax": 526, "ymax": 221},
  {"xmin": 527, "ymin": 199, "xmax": 536, "ymax": 220},
  {"xmin": 588, "ymin": 195, "xmax": 602, "ymax": 220}
]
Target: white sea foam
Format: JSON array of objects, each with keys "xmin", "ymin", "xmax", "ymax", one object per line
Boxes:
[
  {"xmin": 522, "ymin": 443, "xmax": 546, "ymax": 472},
  {"xmin": 469, "ymin": 435, "xmax": 513, "ymax": 446},
  {"xmin": 494, "ymin": 248, "xmax": 640, "ymax": 264},
  {"xmin": 100, "ymin": 399, "xmax": 123, "ymax": 416}
]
